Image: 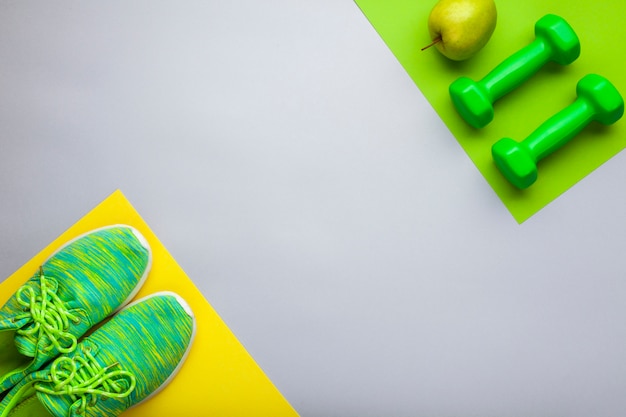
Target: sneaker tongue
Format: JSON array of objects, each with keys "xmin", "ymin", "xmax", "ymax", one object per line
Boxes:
[{"xmin": 14, "ymin": 330, "xmax": 38, "ymax": 357}]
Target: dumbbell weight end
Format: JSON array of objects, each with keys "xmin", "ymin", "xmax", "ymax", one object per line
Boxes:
[{"xmin": 449, "ymin": 39, "xmax": 552, "ymax": 129}]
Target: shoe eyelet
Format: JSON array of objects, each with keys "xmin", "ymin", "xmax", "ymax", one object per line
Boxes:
[{"xmin": 72, "ymin": 317, "xmax": 82, "ymax": 325}]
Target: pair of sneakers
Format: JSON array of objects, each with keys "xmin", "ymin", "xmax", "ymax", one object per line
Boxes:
[{"xmin": 0, "ymin": 225, "xmax": 196, "ymax": 417}]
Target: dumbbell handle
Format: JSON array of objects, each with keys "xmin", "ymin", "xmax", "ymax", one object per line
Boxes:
[
  {"xmin": 482, "ymin": 40, "xmax": 551, "ymax": 102},
  {"xmin": 523, "ymin": 99, "xmax": 591, "ymax": 161}
]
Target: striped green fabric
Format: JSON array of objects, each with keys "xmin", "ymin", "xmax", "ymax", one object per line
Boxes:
[
  {"xmin": 0, "ymin": 292, "xmax": 196, "ymax": 417},
  {"xmin": 0, "ymin": 225, "xmax": 152, "ymax": 393}
]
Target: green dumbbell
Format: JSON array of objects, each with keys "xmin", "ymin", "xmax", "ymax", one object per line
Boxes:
[
  {"xmin": 491, "ymin": 74, "xmax": 624, "ymax": 189},
  {"xmin": 449, "ymin": 14, "xmax": 580, "ymax": 128}
]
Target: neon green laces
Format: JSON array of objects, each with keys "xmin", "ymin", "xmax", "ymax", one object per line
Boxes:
[
  {"xmin": 35, "ymin": 347, "xmax": 136, "ymax": 414},
  {"xmin": 13, "ymin": 267, "xmax": 81, "ymax": 354}
]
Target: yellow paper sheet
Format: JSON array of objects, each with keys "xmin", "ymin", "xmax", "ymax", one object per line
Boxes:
[{"xmin": 0, "ymin": 190, "xmax": 300, "ymax": 417}]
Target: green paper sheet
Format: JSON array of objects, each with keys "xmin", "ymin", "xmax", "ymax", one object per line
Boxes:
[{"xmin": 354, "ymin": 0, "xmax": 626, "ymax": 223}]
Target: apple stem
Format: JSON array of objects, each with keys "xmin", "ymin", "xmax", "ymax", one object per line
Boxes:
[{"xmin": 421, "ymin": 37, "xmax": 441, "ymax": 51}]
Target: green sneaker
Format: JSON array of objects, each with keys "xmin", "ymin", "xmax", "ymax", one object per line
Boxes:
[
  {"xmin": 0, "ymin": 292, "xmax": 196, "ymax": 417},
  {"xmin": 0, "ymin": 225, "xmax": 152, "ymax": 394}
]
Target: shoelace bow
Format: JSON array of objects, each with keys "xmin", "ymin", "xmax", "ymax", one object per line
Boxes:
[
  {"xmin": 13, "ymin": 267, "xmax": 80, "ymax": 354},
  {"xmin": 35, "ymin": 348, "xmax": 136, "ymax": 414}
]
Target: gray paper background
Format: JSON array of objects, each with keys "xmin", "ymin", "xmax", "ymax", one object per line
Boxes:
[{"xmin": 1, "ymin": 1, "xmax": 626, "ymax": 416}]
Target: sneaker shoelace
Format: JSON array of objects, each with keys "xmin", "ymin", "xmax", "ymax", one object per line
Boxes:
[
  {"xmin": 35, "ymin": 347, "xmax": 136, "ymax": 414},
  {"xmin": 13, "ymin": 267, "xmax": 81, "ymax": 355}
]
